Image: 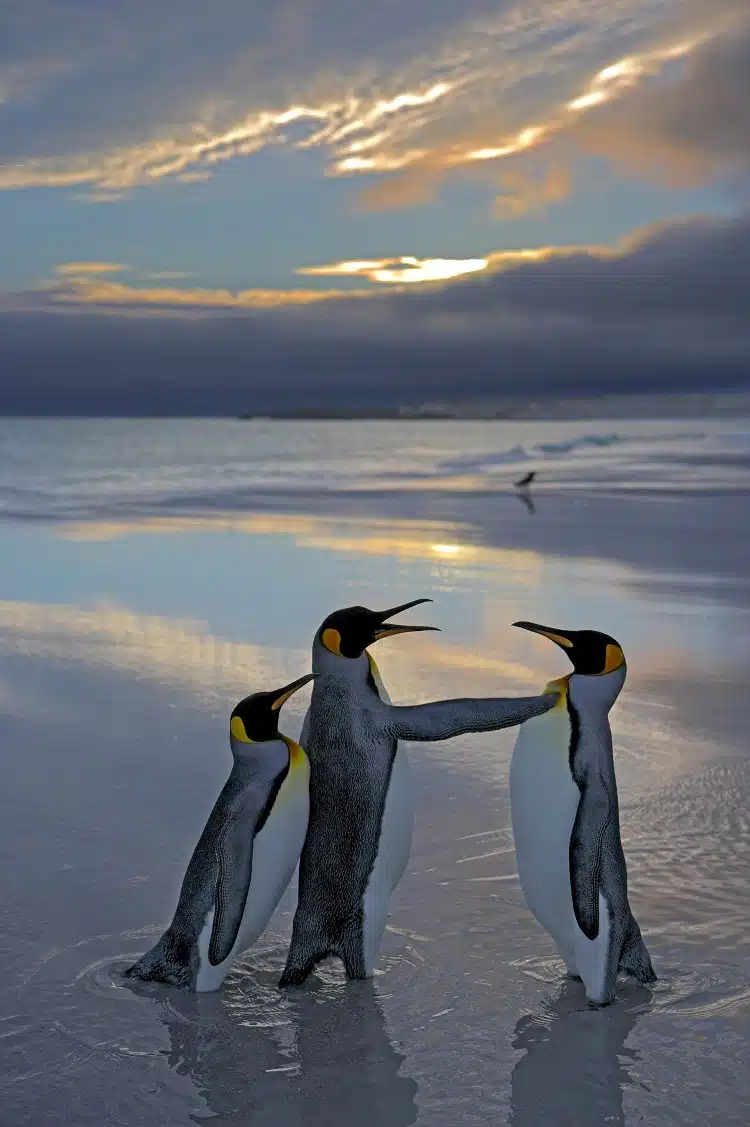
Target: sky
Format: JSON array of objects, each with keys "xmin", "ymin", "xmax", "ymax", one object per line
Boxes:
[{"xmin": 0, "ymin": 0, "xmax": 749, "ymax": 412}]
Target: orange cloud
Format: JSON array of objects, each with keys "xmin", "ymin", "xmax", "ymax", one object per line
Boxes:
[
  {"xmin": 23, "ymin": 218, "xmax": 724, "ymax": 318},
  {"xmin": 55, "ymin": 261, "xmax": 128, "ymax": 276},
  {"xmin": 297, "ymin": 247, "xmax": 564, "ymax": 287},
  {"xmin": 37, "ymin": 274, "xmax": 370, "ymax": 310},
  {"xmin": 297, "ymin": 255, "xmax": 489, "ymax": 284},
  {"xmin": 33, "ymin": 249, "xmax": 572, "ymax": 313},
  {"xmin": 0, "ymin": 81, "xmax": 454, "ymax": 194},
  {"xmin": 0, "ymin": 9, "xmax": 718, "ymax": 207},
  {"xmin": 494, "ymin": 163, "xmax": 571, "ymax": 219},
  {"xmin": 353, "ymin": 36, "xmax": 705, "ymax": 211},
  {"xmin": 570, "ymin": 19, "xmax": 750, "ymax": 187}
]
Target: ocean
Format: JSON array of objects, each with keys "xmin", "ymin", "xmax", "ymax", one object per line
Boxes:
[
  {"xmin": 1, "ymin": 418, "xmax": 749, "ymax": 520},
  {"xmin": 1, "ymin": 416, "xmax": 749, "ymax": 1125}
]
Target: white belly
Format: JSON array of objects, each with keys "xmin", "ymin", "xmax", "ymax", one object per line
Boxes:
[
  {"xmin": 361, "ymin": 743, "xmax": 414, "ymax": 975},
  {"xmin": 195, "ymin": 756, "xmax": 310, "ymax": 992},
  {"xmin": 509, "ymin": 699, "xmax": 581, "ymax": 959},
  {"xmin": 510, "ymin": 695, "xmax": 616, "ymax": 1002}
]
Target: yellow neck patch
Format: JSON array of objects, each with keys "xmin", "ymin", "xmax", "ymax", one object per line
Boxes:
[
  {"xmin": 543, "ymin": 673, "xmax": 570, "ymax": 706},
  {"xmin": 281, "ymin": 735, "xmax": 307, "ymax": 771}
]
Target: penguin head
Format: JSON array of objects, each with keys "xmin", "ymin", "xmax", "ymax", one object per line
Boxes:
[
  {"xmin": 230, "ymin": 673, "xmax": 315, "ymax": 747},
  {"xmin": 513, "ymin": 622, "xmax": 626, "ymax": 707},
  {"xmin": 315, "ymin": 598, "xmax": 439, "ymax": 665}
]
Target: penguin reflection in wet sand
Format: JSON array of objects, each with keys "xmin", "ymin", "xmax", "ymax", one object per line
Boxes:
[
  {"xmin": 279, "ymin": 599, "xmax": 559, "ymax": 987},
  {"xmin": 126, "ymin": 674, "xmax": 315, "ymax": 992},
  {"xmin": 509, "ymin": 623, "xmax": 656, "ymax": 1005}
]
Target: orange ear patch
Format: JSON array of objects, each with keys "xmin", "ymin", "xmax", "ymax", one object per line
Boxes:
[
  {"xmin": 321, "ymin": 628, "xmax": 342, "ymax": 655},
  {"xmin": 603, "ymin": 644, "xmax": 625, "ymax": 673}
]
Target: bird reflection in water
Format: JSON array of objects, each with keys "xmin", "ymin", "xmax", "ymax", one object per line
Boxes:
[
  {"xmin": 515, "ymin": 490, "xmax": 536, "ymax": 515},
  {"xmin": 509, "ymin": 979, "xmax": 651, "ymax": 1127},
  {"xmin": 143, "ymin": 959, "xmax": 418, "ymax": 1127}
]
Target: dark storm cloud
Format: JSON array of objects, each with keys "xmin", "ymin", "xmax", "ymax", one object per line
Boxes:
[
  {"xmin": 421, "ymin": 212, "xmax": 750, "ymax": 321},
  {"xmin": 1, "ymin": 209, "xmax": 748, "ymax": 415}
]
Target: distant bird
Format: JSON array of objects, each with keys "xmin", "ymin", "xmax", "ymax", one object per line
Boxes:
[
  {"xmin": 515, "ymin": 471, "xmax": 536, "ymax": 488},
  {"xmin": 125, "ymin": 674, "xmax": 315, "ymax": 991},
  {"xmin": 508, "ymin": 623, "xmax": 656, "ymax": 1005},
  {"xmin": 279, "ymin": 599, "xmax": 559, "ymax": 987}
]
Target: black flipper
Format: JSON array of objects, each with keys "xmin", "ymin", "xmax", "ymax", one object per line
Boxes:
[
  {"xmin": 390, "ymin": 692, "xmax": 559, "ymax": 742},
  {"xmin": 569, "ymin": 770, "xmax": 612, "ymax": 941},
  {"xmin": 207, "ymin": 812, "xmax": 256, "ymax": 966}
]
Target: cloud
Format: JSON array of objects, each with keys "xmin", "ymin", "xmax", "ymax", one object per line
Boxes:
[
  {"xmin": 0, "ymin": 0, "xmax": 709, "ymax": 197},
  {"xmin": 1, "ymin": 208, "xmax": 749, "ymax": 412},
  {"xmin": 36, "ymin": 251, "xmax": 564, "ymax": 309},
  {"xmin": 55, "ymin": 262, "xmax": 128, "ymax": 276},
  {"xmin": 570, "ymin": 15, "xmax": 750, "ymax": 187},
  {"xmin": 350, "ymin": 6, "xmax": 750, "ymax": 214},
  {"xmin": 33, "ymin": 272, "xmax": 367, "ymax": 311},
  {"xmin": 354, "ymin": 29, "xmax": 720, "ymax": 211},
  {"xmin": 140, "ymin": 271, "xmax": 192, "ymax": 282},
  {"xmin": 493, "ymin": 163, "xmax": 571, "ymax": 219},
  {"xmin": 297, "ymin": 256, "xmax": 490, "ymax": 284}
]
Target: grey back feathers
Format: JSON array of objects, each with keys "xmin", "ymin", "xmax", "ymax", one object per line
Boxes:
[
  {"xmin": 282, "ymin": 648, "xmax": 559, "ymax": 984},
  {"xmin": 282, "ymin": 674, "xmax": 395, "ymax": 983},
  {"xmin": 566, "ymin": 665, "xmax": 655, "ymax": 988}
]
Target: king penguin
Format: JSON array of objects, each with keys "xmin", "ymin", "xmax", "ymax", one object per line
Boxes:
[
  {"xmin": 279, "ymin": 599, "xmax": 559, "ymax": 986},
  {"xmin": 126, "ymin": 673, "xmax": 315, "ymax": 992},
  {"xmin": 508, "ymin": 622, "xmax": 656, "ymax": 1005}
]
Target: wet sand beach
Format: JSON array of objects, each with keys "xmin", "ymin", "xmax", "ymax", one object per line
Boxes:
[{"xmin": 1, "ymin": 419, "xmax": 749, "ymax": 1124}]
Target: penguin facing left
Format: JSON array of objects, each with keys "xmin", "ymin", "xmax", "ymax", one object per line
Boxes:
[
  {"xmin": 125, "ymin": 673, "xmax": 315, "ymax": 992},
  {"xmin": 280, "ymin": 599, "xmax": 559, "ymax": 988},
  {"xmin": 509, "ymin": 623, "xmax": 656, "ymax": 1005}
]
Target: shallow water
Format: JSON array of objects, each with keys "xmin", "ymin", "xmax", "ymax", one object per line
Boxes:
[{"xmin": 1, "ymin": 420, "xmax": 749, "ymax": 1124}]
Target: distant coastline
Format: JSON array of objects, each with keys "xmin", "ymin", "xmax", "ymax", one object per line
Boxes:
[{"xmin": 238, "ymin": 390, "xmax": 750, "ymax": 421}]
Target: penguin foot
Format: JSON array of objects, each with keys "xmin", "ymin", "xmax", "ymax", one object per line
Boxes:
[
  {"xmin": 123, "ymin": 933, "xmax": 193, "ymax": 989},
  {"xmin": 627, "ymin": 964, "xmax": 658, "ymax": 985},
  {"xmin": 124, "ymin": 961, "xmax": 187, "ymax": 988},
  {"xmin": 618, "ymin": 925, "xmax": 657, "ymax": 984},
  {"xmin": 279, "ymin": 962, "xmax": 316, "ymax": 988}
]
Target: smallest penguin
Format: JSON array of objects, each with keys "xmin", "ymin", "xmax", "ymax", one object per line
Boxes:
[{"xmin": 126, "ymin": 673, "xmax": 314, "ymax": 992}]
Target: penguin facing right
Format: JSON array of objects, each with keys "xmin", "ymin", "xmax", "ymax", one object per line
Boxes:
[
  {"xmin": 126, "ymin": 673, "xmax": 314, "ymax": 992},
  {"xmin": 508, "ymin": 623, "xmax": 656, "ymax": 1006}
]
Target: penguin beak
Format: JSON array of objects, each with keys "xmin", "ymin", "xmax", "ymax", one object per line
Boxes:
[
  {"xmin": 270, "ymin": 673, "xmax": 317, "ymax": 711},
  {"xmin": 372, "ymin": 598, "xmax": 440, "ymax": 642},
  {"xmin": 512, "ymin": 621, "xmax": 574, "ymax": 650}
]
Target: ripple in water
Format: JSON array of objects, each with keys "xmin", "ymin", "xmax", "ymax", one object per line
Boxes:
[
  {"xmin": 510, "ymin": 949, "xmax": 750, "ymax": 1022},
  {"xmin": 649, "ymin": 962, "xmax": 750, "ymax": 1019}
]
